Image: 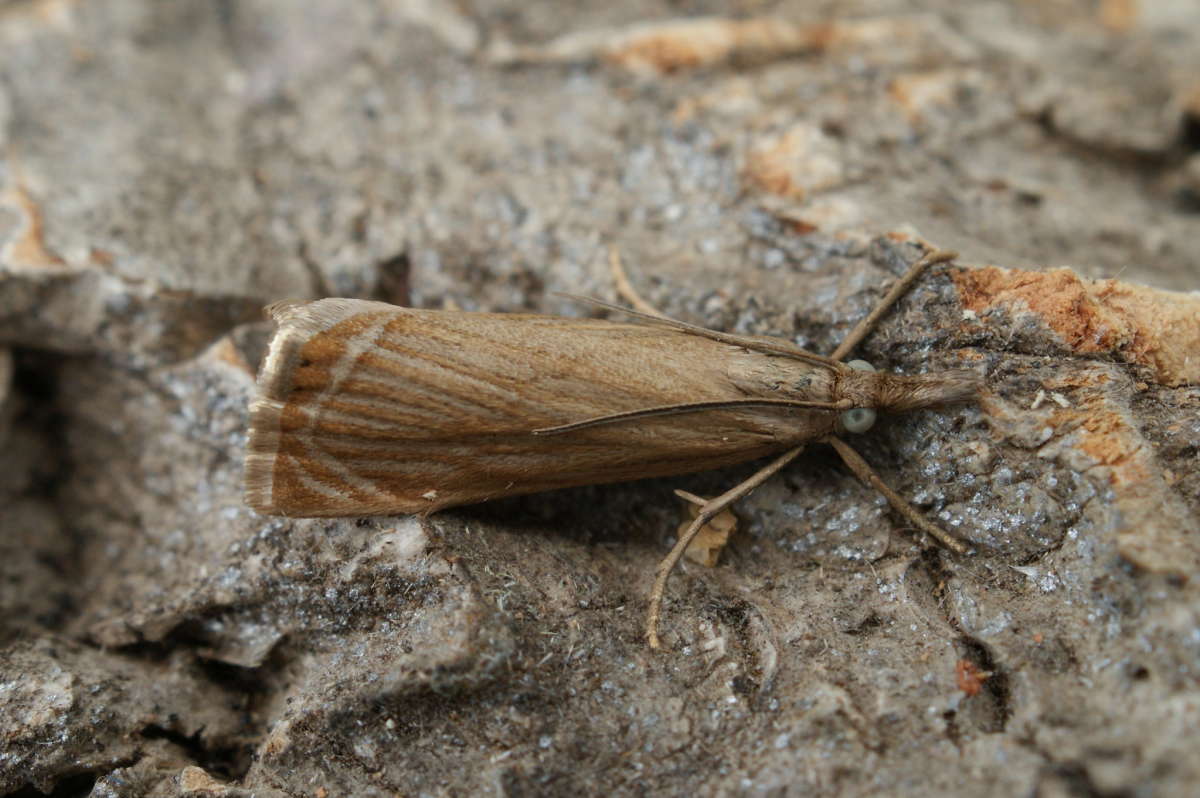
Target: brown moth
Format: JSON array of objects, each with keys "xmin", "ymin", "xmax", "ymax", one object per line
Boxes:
[{"xmin": 245, "ymin": 249, "xmax": 980, "ymax": 648}]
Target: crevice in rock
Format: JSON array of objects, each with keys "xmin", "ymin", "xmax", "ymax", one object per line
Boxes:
[
  {"xmin": 139, "ymin": 724, "xmax": 251, "ymax": 782},
  {"xmin": 1, "ymin": 350, "xmax": 80, "ymax": 636},
  {"xmin": 7, "ymin": 769, "xmax": 104, "ymax": 798}
]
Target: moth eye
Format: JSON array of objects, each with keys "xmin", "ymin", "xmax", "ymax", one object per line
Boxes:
[
  {"xmin": 846, "ymin": 359, "xmax": 875, "ymax": 373},
  {"xmin": 841, "ymin": 407, "xmax": 877, "ymax": 434}
]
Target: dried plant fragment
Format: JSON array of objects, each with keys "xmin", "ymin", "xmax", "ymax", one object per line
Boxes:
[{"xmin": 676, "ymin": 489, "xmax": 738, "ymax": 568}]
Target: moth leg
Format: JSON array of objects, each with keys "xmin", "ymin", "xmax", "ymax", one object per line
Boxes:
[
  {"xmin": 646, "ymin": 446, "xmax": 806, "ymax": 650},
  {"xmin": 829, "ymin": 249, "xmax": 958, "ymax": 362},
  {"xmin": 826, "ymin": 435, "xmax": 968, "ymax": 554}
]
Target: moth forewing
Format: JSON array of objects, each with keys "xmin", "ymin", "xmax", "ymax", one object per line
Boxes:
[{"xmin": 244, "ymin": 299, "xmax": 853, "ymax": 518}]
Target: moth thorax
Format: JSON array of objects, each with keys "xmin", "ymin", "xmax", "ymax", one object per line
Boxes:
[{"xmin": 840, "ymin": 360, "xmax": 878, "ymax": 433}]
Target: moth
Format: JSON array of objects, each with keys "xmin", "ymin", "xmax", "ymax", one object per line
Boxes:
[{"xmin": 245, "ymin": 249, "xmax": 980, "ymax": 648}]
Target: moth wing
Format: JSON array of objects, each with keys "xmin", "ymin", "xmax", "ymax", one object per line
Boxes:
[{"xmin": 245, "ymin": 299, "xmax": 827, "ymax": 517}]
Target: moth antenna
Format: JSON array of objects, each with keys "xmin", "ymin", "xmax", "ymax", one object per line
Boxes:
[
  {"xmin": 830, "ymin": 249, "xmax": 958, "ymax": 362},
  {"xmin": 556, "ymin": 293, "xmax": 839, "ymax": 369},
  {"xmin": 532, "ymin": 398, "xmax": 852, "ymax": 435},
  {"xmin": 826, "ymin": 435, "xmax": 968, "ymax": 553},
  {"xmin": 608, "ymin": 247, "xmax": 664, "ymax": 318}
]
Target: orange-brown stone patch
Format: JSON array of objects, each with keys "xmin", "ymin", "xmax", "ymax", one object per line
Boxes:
[
  {"xmin": 1, "ymin": 184, "xmax": 67, "ymax": 269},
  {"xmin": 953, "ymin": 266, "xmax": 1199, "ymax": 386},
  {"xmin": 743, "ymin": 125, "xmax": 845, "ymax": 202},
  {"xmin": 1053, "ymin": 405, "xmax": 1152, "ymax": 485},
  {"xmin": 887, "ymin": 69, "xmax": 970, "ymax": 121},
  {"xmin": 1099, "ymin": 0, "xmax": 1138, "ymax": 32},
  {"xmin": 601, "ymin": 18, "xmax": 829, "ymax": 74}
]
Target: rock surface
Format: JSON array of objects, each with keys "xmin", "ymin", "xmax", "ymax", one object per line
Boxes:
[{"xmin": 1, "ymin": 2, "xmax": 1197, "ymax": 796}]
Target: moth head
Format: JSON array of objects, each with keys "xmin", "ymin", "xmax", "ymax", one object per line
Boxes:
[{"xmin": 837, "ymin": 360, "xmax": 982, "ymax": 433}]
